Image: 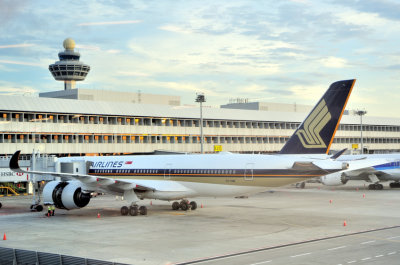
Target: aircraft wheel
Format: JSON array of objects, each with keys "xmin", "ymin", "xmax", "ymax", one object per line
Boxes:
[
  {"xmin": 390, "ymin": 182, "xmax": 400, "ymax": 188},
  {"xmin": 35, "ymin": 205, "xmax": 43, "ymax": 212},
  {"xmin": 139, "ymin": 206, "xmax": 147, "ymax": 215},
  {"xmin": 0, "ymin": 202, "xmax": 2, "ymax": 209},
  {"xmin": 376, "ymin": 184, "xmax": 384, "ymax": 190},
  {"xmin": 121, "ymin": 206, "xmax": 129, "ymax": 216},
  {"xmin": 180, "ymin": 200, "xmax": 189, "ymax": 210},
  {"xmin": 368, "ymin": 184, "xmax": 375, "ymax": 190},
  {"xmin": 190, "ymin": 201, "xmax": 197, "ymax": 210},
  {"xmin": 129, "ymin": 206, "xmax": 138, "ymax": 216},
  {"xmin": 180, "ymin": 203, "xmax": 188, "ymax": 211},
  {"xmin": 172, "ymin": 201, "xmax": 180, "ymax": 210}
]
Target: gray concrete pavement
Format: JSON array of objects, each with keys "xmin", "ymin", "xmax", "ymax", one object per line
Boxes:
[
  {"xmin": 0, "ymin": 181, "xmax": 399, "ymax": 265},
  {"xmin": 187, "ymin": 227, "xmax": 400, "ymax": 265}
]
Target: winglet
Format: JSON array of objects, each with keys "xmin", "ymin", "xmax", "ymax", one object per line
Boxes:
[
  {"xmin": 331, "ymin": 148, "xmax": 347, "ymax": 160},
  {"xmin": 280, "ymin": 79, "xmax": 356, "ymax": 154},
  {"xmin": 9, "ymin": 150, "xmax": 23, "ymax": 173}
]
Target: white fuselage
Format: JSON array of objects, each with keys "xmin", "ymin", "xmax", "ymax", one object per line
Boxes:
[{"xmin": 56, "ymin": 153, "xmax": 338, "ymax": 200}]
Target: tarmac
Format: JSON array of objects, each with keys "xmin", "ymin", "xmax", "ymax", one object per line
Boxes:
[{"xmin": 0, "ymin": 181, "xmax": 400, "ymax": 265}]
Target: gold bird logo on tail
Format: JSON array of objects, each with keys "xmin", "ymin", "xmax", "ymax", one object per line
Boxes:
[{"xmin": 296, "ymin": 99, "xmax": 331, "ymax": 148}]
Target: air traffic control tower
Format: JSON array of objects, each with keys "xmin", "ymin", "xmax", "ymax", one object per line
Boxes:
[{"xmin": 48, "ymin": 38, "xmax": 90, "ymax": 90}]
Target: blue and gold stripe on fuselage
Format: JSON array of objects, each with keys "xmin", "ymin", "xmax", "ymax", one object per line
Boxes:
[{"xmin": 89, "ymin": 168, "xmax": 338, "ymax": 187}]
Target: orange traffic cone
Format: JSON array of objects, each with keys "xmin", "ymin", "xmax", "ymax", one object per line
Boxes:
[
  {"xmin": 363, "ymin": 194, "xmax": 365, "ymax": 198},
  {"xmin": 150, "ymin": 201, "xmax": 152, "ymax": 206},
  {"xmin": 3, "ymin": 233, "xmax": 6, "ymax": 240},
  {"xmin": 343, "ymin": 220, "xmax": 347, "ymax": 227},
  {"xmin": 97, "ymin": 213, "xmax": 100, "ymax": 218},
  {"xmin": 329, "ymin": 199, "xmax": 332, "ymax": 204},
  {"xmin": 201, "ymin": 203, "xmax": 203, "ymax": 208}
]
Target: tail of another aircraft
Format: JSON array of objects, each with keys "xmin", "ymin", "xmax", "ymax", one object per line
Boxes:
[{"xmin": 279, "ymin": 79, "xmax": 356, "ymax": 154}]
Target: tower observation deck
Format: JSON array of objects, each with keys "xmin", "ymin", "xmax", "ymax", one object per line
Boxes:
[{"xmin": 48, "ymin": 38, "xmax": 90, "ymax": 90}]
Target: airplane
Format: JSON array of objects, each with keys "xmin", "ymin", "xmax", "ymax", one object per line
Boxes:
[
  {"xmin": 9, "ymin": 79, "xmax": 356, "ymax": 216},
  {"xmin": 321, "ymin": 153, "xmax": 400, "ymax": 190}
]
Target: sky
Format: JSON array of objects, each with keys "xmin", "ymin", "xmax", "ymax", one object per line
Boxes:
[{"xmin": 1, "ymin": 0, "xmax": 400, "ymax": 117}]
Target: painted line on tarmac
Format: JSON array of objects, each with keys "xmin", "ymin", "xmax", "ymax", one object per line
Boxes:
[
  {"xmin": 328, "ymin": 245, "xmax": 347, "ymax": 251},
  {"xmin": 387, "ymin": 235, "xmax": 400, "ymax": 240},
  {"xmin": 290, "ymin": 252, "xmax": 311, "ymax": 258},
  {"xmin": 248, "ymin": 260, "xmax": 272, "ymax": 265},
  {"xmin": 174, "ymin": 225, "xmax": 400, "ymax": 265},
  {"xmin": 360, "ymin": 240, "xmax": 375, "ymax": 244}
]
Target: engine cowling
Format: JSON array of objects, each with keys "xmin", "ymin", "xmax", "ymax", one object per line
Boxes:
[
  {"xmin": 320, "ymin": 172, "xmax": 349, "ymax": 186},
  {"xmin": 43, "ymin": 181, "xmax": 91, "ymax": 210}
]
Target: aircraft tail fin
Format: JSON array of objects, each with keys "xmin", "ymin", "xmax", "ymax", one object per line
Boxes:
[{"xmin": 279, "ymin": 79, "xmax": 356, "ymax": 154}]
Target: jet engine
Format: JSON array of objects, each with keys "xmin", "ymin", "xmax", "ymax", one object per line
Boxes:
[
  {"xmin": 320, "ymin": 172, "xmax": 349, "ymax": 186},
  {"xmin": 43, "ymin": 181, "xmax": 91, "ymax": 210}
]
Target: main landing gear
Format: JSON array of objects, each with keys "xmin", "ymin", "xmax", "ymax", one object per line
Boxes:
[
  {"xmin": 368, "ymin": 183, "xmax": 383, "ymax": 190},
  {"xmin": 172, "ymin": 200, "xmax": 197, "ymax": 211},
  {"xmin": 390, "ymin": 182, "xmax": 400, "ymax": 188},
  {"xmin": 120, "ymin": 204, "xmax": 147, "ymax": 216}
]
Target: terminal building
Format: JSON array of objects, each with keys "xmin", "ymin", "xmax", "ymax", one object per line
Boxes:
[{"xmin": 1, "ymin": 38, "xmax": 400, "ymax": 157}]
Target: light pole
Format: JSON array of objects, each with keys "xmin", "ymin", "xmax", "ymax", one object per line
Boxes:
[
  {"xmin": 195, "ymin": 93, "xmax": 205, "ymax": 154},
  {"xmin": 355, "ymin": 110, "xmax": 367, "ymax": 154}
]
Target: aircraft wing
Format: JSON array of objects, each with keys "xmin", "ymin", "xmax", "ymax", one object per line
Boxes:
[
  {"xmin": 342, "ymin": 159, "xmax": 396, "ymax": 180},
  {"xmin": 9, "ymin": 151, "xmax": 190, "ymax": 194},
  {"xmin": 322, "ymin": 158, "xmax": 394, "ymax": 185},
  {"xmin": 292, "ymin": 159, "xmax": 349, "ymax": 172}
]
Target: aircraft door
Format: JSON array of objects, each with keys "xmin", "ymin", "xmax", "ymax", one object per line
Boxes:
[
  {"xmin": 244, "ymin": 163, "xmax": 254, "ymax": 181},
  {"xmin": 164, "ymin": 163, "xmax": 172, "ymax": 179}
]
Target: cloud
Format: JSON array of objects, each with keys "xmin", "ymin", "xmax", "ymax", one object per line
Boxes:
[
  {"xmin": 289, "ymin": 84, "xmax": 326, "ymax": 101},
  {"xmin": 0, "ymin": 59, "xmax": 42, "ymax": 67},
  {"xmin": 0, "ymin": 43, "xmax": 34, "ymax": 49},
  {"xmin": 116, "ymin": 71, "xmax": 150, "ymax": 77},
  {"xmin": 242, "ymin": 84, "xmax": 267, "ymax": 93},
  {"xmin": 106, "ymin": 49, "xmax": 121, "ymax": 54},
  {"xmin": 78, "ymin": 20, "xmax": 141, "ymax": 26},
  {"xmin": 335, "ymin": 0, "xmax": 400, "ymax": 21},
  {"xmin": 318, "ymin": 56, "xmax": 348, "ymax": 68},
  {"xmin": 159, "ymin": 25, "xmax": 193, "ymax": 34},
  {"xmin": 0, "ymin": 81, "xmax": 38, "ymax": 96},
  {"xmin": 76, "ymin": 44, "xmax": 101, "ymax": 51}
]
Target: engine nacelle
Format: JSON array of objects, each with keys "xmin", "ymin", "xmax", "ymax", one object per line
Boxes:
[
  {"xmin": 43, "ymin": 181, "xmax": 91, "ymax": 210},
  {"xmin": 320, "ymin": 172, "xmax": 349, "ymax": 186}
]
